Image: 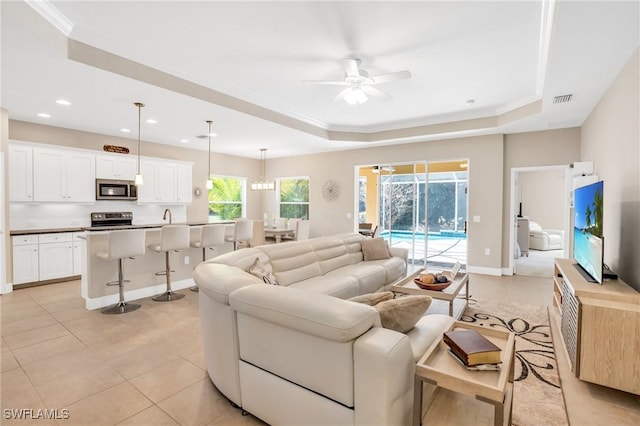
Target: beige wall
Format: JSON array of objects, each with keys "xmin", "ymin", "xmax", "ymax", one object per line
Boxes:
[
  {"xmin": 580, "ymin": 48, "xmax": 639, "ymax": 291},
  {"xmin": 502, "ymin": 128, "xmax": 581, "ymax": 266},
  {"xmin": 519, "ymin": 169, "xmax": 566, "ymax": 229}
]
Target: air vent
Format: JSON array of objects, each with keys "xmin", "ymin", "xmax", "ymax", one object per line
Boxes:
[
  {"xmin": 553, "ymin": 94, "xmax": 573, "ymax": 104},
  {"xmin": 195, "ymin": 135, "xmax": 208, "ymax": 139}
]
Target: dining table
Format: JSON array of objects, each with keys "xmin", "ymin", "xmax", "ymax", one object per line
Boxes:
[{"xmin": 264, "ymin": 227, "xmax": 294, "ymax": 243}]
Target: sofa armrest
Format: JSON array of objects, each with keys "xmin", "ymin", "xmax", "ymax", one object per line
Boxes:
[
  {"xmin": 194, "ymin": 262, "xmax": 261, "ymax": 305},
  {"xmin": 546, "ymin": 229, "xmax": 564, "ymax": 237},
  {"xmin": 230, "ymin": 284, "xmax": 379, "ymax": 342},
  {"xmin": 389, "ymin": 246, "xmax": 408, "ymax": 262}
]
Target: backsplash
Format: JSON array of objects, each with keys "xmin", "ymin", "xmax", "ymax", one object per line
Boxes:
[{"xmin": 9, "ymin": 202, "xmax": 187, "ymax": 230}]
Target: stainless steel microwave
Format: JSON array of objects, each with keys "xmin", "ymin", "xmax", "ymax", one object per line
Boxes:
[{"xmin": 95, "ymin": 179, "xmax": 137, "ymax": 201}]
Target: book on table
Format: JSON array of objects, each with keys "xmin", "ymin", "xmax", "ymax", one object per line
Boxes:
[{"xmin": 443, "ymin": 329, "xmax": 501, "ymax": 366}]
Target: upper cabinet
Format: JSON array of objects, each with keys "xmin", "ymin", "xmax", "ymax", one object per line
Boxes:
[
  {"xmin": 8, "ymin": 142, "xmax": 192, "ymax": 205},
  {"xmin": 8, "ymin": 145, "xmax": 33, "ymax": 202},
  {"xmin": 33, "ymin": 147, "xmax": 95, "ymax": 203},
  {"xmin": 96, "ymin": 154, "xmax": 137, "ymax": 180}
]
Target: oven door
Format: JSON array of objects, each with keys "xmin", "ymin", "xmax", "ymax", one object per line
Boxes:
[{"xmin": 96, "ymin": 179, "xmax": 136, "ymax": 200}]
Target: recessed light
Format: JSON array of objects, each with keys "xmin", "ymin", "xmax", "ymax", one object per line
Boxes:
[
  {"xmin": 146, "ymin": 119, "xmax": 157, "ymax": 124},
  {"xmin": 37, "ymin": 113, "xmax": 51, "ymax": 118},
  {"xmin": 465, "ymin": 99, "xmax": 475, "ymax": 106},
  {"xmin": 180, "ymin": 139, "xmax": 189, "ymax": 143},
  {"xmin": 209, "ymin": 133, "xmax": 217, "ymax": 137},
  {"xmin": 120, "ymin": 128, "xmax": 131, "ymax": 133},
  {"xmin": 55, "ymin": 99, "xmax": 71, "ymax": 106}
]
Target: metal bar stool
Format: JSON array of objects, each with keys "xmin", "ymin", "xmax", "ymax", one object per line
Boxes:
[
  {"xmin": 97, "ymin": 229, "xmax": 146, "ymax": 314},
  {"xmin": 149, "ymin": 225, "xmax": 190, "ymax": 302},
  {"xmin": 189, "ymin": 224, "xmax": 226, "ymax": 292}
]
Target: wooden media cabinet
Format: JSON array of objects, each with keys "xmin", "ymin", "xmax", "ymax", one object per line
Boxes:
[{"xmin": 552, "ymin": 258, "xmax": 640, "ymax": 395}]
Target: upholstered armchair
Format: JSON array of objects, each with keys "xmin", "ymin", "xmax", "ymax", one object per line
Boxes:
[{"xmin": 529, "ymin": 221, "xmax": 564, "ymax": 250}]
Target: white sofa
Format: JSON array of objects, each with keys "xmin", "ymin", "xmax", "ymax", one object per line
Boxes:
[
  {"xmin": 529, "ymin": 221, "xmax": 564, "ymax": 250},
  {"xmin": 193, "ymin": 233, "xmax": 454, "ymax": 426}
]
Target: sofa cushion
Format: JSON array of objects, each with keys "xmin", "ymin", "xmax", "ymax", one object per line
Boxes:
[
  {"xmin": 406, "ymin": 314, "xmax": 455, "ymax": 361},
  {"xmin": 328, "ymin": 263, "xmax": 387, "ymax": 295},
  {"xmin": 309, "ymin": 237, "xmax": 353, "ymax": 275},
  {"xmin": 362, "ymin": 256, "xmax": 407, "ymax": 285},
  {"xmin": 375, "ymin": 295, "xmax": 432, "ymax": 333},
  {"xmin": 259, "ymin": 242, "xmax": 322, "ymax": 286},
  {"xmin": 288, "ymin": 275, "xmax": 360, "ymax": 299},
  {"xmin": 248, "ymin": 257, "xmax": 278, "ymax": 285},
  {"xmin": 361, "ymin": 238, "xmax": 391, "ymax": 261}
]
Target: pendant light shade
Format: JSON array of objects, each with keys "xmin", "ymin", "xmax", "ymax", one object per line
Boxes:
[
  {"xmin": 206, "ymin": 120, "xmax": 213, "ymax": 189},
  {"xmin": 134, "ymin": 102, "xmax": 145, "ymax": 186},
  {"xmin": 251, "ymin": 148, "xmax": 275, "ymax": 191}
]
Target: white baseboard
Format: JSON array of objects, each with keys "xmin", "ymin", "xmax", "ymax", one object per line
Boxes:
[
  {"xmin": 465, "ymin": 265, "xmax": 503, "ymax": 276},
  {"xmin": 84, "ymin": 278, "xmax": 195, "ymax": 310},
  {"xmin": 502, "ymin": 267, "xmax": 514, "ymax": 275}
]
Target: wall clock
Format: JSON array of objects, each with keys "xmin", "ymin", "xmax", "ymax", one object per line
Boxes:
[{"xmin": 322, "ymin": 179, "xmax": 340, "ymax": 201}]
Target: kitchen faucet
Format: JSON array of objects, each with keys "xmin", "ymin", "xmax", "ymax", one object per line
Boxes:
[{"xmin": 163, "ymin": 208, "xmax": 172, "ymax": 224}]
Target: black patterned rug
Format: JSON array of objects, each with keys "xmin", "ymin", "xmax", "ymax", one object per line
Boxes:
[{"xmin": 461, "ymin": 299, "xmax": 569, "ymax": 426}]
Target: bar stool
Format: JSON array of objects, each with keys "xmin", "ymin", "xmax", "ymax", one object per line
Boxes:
[
  {"xmin": 97, "ymin": 229, "xmax": 146, "ymax": 315},
  {"xmin": 225, "ymin": 219, "xmax": 254, "ymax": 250},
  {"xmin": 149, "ymin": 225, "xmax": 190, "ymax": 302},
  {"xmin": 188, "ymin": 224, "xmax": 226, "ymax": 292}
]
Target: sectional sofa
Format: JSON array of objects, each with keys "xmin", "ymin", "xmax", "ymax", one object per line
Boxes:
[{"xmin": 193, "ymin": 233, "xmax": 454, "ymax": 425}]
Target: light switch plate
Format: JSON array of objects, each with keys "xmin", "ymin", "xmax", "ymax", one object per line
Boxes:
[{"xmin": 473, "ymin": 215, "xmax": 480, "ymax": 223}]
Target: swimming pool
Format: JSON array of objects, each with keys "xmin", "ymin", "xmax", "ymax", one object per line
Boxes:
[{"xmin": 380, "ymin": 230, "xmax": 467, "ymax": 241}]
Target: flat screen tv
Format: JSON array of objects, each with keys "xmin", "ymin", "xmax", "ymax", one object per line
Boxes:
[{"xmin": 573, "ymin": 180, "xmax": 604, "ymax": 283}]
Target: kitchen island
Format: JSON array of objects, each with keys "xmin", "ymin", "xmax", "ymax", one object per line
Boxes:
[{"xmin": 82, "ymin": 222, "xmax": 234, "ymax": 310}]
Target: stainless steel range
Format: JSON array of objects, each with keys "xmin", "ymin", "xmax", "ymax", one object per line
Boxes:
[{"xmin": 90, "ymin": 212, "xmax": 133, "ymax": 227}]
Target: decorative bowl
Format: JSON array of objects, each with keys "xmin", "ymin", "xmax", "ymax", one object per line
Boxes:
[{"xmin": 413, "ymin": 278, "xmax": 452, "ymax": 291}]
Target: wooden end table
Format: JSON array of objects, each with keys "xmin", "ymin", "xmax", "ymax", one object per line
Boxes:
[
  {"xmin": 392, "ymin": 267, "xmax": 470, "ymax": 319},
  {"xmin": 413, "ymin": 321, "xmax": 515, "ymax": 426}
]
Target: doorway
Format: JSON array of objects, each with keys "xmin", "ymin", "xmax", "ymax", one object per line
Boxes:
[
  {"xmin": 510, "ymin": 166, "xmax": 570, "ymax": 277},
  {"xmin": 357, "ymin": 160, "xmax": 468, "ymax": 269}
]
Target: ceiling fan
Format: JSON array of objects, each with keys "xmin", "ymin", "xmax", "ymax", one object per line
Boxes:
[{"xmin": 302, "ymin": 58, "xmax": 411, "ymax": 105}]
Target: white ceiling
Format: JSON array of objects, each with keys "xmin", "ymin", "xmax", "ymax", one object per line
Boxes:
[{"xmin": 2, "ymin": 1, "xmax": 638, "ymax": 159}]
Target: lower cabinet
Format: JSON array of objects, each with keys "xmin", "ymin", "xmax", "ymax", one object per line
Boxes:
[{"xmin": 12, "ymin": 232, "xmax": 81, "ymax": 285}]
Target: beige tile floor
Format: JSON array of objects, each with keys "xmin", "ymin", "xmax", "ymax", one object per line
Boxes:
[{"xmin": 1, "ymin": 275, "xmax": 638, "ymax": 425}]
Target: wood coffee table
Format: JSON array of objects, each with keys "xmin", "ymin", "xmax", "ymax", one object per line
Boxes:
[
  {"xmin": 413, "ymin": 321, "xmax": 515, "ymax": 426},
  {"xmin": 391, "ymin": 267, "xmax": 469, "ymax": 319}
]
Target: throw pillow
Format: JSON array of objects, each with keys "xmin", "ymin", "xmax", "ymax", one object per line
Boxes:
[
  {"xmin": 361, "ymin": 238, "xmax": 390, "ymax": 261},
  {"xmin": 374, "ymin": 295, "xmax": 432, "ymax": 333},
  {"xmin": 248, "ymin": 257, "xmax": 278, "ymax": 285},
  {"xmin": 348, "ymin": 291, "xmax": 394, "ymax": 306}
]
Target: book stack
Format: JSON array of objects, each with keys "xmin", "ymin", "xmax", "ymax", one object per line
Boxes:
[{"xmin": 443, "ymin": 329, "xmax": 502, "ymax": 370}]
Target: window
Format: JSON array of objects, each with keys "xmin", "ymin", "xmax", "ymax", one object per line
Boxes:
[
  {"xmin": 208, "ymin": 176, "xmax": 246, "ymax": 221},
  {"xmin": 278, "ymin": 177, "xmax": 309, "ymax": 219}
]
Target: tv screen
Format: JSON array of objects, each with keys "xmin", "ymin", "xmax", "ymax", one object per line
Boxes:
[{"xmin": 573, "ymin": 180, "xmax": 604, "ymax": 283}]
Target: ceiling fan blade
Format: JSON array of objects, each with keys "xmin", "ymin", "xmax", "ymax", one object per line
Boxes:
[
  {"xmin": 370, "ymin": 70, "xmax": 412, "ymax": 84},
  {"xmin": 361, "ymin": 85, "xmax": 391, "ymax": 101},
  {"xmin": 343, "ymin": 58, "xmax": 361, "ymax": 77},
  {"xmin": 332, "ymin": 87, "xmax": 351, "ymax": 103},
  {"xmin": 301, "ymin": 80, "xmax": 350, "ymax": 86}
]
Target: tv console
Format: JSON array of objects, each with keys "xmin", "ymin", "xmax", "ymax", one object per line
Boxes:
[{"xmin": 552, "ymin": 258, "xmax": 640, "ymax": 395}]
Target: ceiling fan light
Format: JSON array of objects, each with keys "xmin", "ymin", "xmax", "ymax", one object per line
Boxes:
[{"xmin": 344, "ymin": 87, "xmax": 368, "ymax": 105}]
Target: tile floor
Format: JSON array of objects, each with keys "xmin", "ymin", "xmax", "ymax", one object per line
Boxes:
[{"xmin": 1, "ymin": 274, "xmax": 639, "ymax": 425}]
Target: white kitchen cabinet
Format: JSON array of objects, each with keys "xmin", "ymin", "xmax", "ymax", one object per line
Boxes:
[
  {"xmin": 176, "ymin": 164, "xmax": 192, "ymax": 203},
  {"xmin": 12, "ymin": 236, "xmax": 39, "ymax": 285},
  {"xmin": 38, "ymin": 233, "xmax": 74, "ymax": 281},
  {"xmin": 137, "ymin": 160, "xmax": 177, "ymax": 203},
  {"xmin": 72, "ymin": 232, "xmax": 85, "ymax": 276},
  {"xmin": 96, "ymin": 154, "xmax": 137, "ymax": 180},
  {"xmin": 8, "ymin": 145, "xmax": 33, "ymax": 202},
  {"xmin": 33, "ymin": 147, "xmax": 95, "ymax": 203}
]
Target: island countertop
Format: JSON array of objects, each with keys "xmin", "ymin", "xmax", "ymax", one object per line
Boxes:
[{"xmin": 10, "ymin": 221, "xmax": 234, "ymax": 235}]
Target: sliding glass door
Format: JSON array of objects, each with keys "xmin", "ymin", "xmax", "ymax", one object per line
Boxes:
[{"xmin": 357, "ymin": 160, "xmax": 468, "ymax": 270}]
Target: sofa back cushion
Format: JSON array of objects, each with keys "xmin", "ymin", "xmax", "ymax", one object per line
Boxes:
[
  {"xmin": 341, "ymin": 233, "xmax": 366, "ymax": 264},
  {"xmin": 208, "ymin": 248, "xmax": 270, "ymax": 271},
  {"xmin": 257, "ymin": 241, "xmax": 322, "ymax": 286},
  {"xmin": 308, "ymin": 236, "xmax": 353, "ymax": 275}
]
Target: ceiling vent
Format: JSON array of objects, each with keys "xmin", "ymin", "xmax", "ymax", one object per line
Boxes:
[
  {"xmin": 553, "ymin": 94, "xmax": 573, "ymax": 104},
  {"xmin": 195, "ymin": 134, "xmax": 208, "ymax": 139}
]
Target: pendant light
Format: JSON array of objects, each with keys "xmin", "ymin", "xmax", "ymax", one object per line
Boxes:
[
  {"xmin": 206, "ymin": 120, "xmax": 213, "ymax": 190},
  {"xmin": 250, "ymin": 148, "xmax": 275, "ymax": 191},
  {"xmin": 134, "ymin": 102, "xmax": 145, "ymax": 186}
]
